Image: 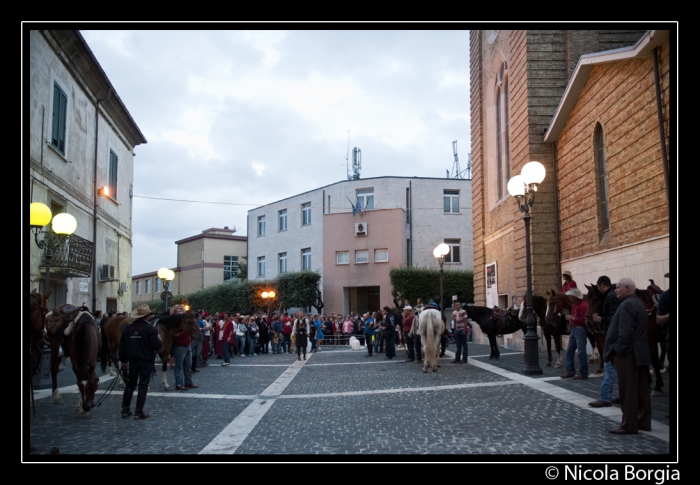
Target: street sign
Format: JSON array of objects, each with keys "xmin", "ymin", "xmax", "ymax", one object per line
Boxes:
[{"xmin": 160, "ymin": 291, "xmax": 172, "ymax": 302}]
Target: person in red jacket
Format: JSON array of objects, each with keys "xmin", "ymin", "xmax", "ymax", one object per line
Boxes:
[
  {"xmin": 281, "ymin": 312, "xmax": 293, "ymax": 354},
  {"xmin": 561, "ymin": 270, "xmax": 577, "ymax": 293},
  {"xmin": 560, "ymin": 288, "xmax": 589, "ymax": 380},
  {"xmin": 221, "ymin": 313, "xmax": 234, "ymax": 366}
]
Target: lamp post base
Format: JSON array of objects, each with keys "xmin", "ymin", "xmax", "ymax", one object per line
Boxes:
[{"xmin": 521, "ymin": 332, "xmax": 543, "ymax": 375}]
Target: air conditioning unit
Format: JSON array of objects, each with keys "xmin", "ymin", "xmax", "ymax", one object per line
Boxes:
[
  {"xmin": 355, "ymin": 222, "xmax": 368, "ymax": 236},
  {"xmin": 119, "ymin": 282, "xmax": 127, "ymax": 293},
  {"xmin": 100, "ymin": 264, "xmax": 115, "ymax": 280}
]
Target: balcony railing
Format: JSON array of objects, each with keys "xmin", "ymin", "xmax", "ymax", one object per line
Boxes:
[{"xmin": 40, "ymin": 233, "xmax": 94, "ymax": 278}]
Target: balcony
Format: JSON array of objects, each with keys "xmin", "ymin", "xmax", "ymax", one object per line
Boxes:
[{"xmin": 39, "ymin": 233, "xmax": 94, "ymax": 278}]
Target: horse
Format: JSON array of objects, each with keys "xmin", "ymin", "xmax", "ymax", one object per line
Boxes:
[
  {"xmin": 418, "ymin": 308, "xmax": 444, "ymax": 372},
  {"xmin": 585, "ymin": 282, "xmax": 665, "ymax": 394},
  {"xmin": 44, "ymin": 304, "xmax": 101, "ymax": 417},
  {"xmin": 467, "ymin": 305, "xmax": 524, "ymax": 360},
  {"xmin": 545, "ymin": 290, "xmax": 602, "ymax": 372},
  {"xmin": 583, "ymin": 284, "xmax": 610, "ymax": 375},
  {"xmin": 154, "ymin": 312, "xmax": 202, "ymax": 391},
  {"xmin": 519, "ymin": 295, "xmax": 565, "ymax": 368},
  {"xmin": 29, "ymin": 289, "xmax": 51, "ymax": 378}
]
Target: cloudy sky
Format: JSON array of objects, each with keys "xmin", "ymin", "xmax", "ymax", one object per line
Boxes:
[{"xmin": 79, "ymin": 30, "xmax": 471, "ymax": 276}]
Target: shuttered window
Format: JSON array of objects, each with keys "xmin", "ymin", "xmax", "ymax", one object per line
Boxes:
[{"xmin": 51, "ymin": 82, "xmax": 68, "ymax": 155}]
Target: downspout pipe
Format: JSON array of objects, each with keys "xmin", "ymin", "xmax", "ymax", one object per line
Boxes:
[
  {"xmin": 652, "ymin": 46, "xmax": 670, "ymax": 211},
  {"xmin": 551, "ymin": 141, "xmax": 562, "ymax": 279},
  {"xmin": 409, "ymin": 181, "xmax": 413, "ymax": 267},
  {"xmin": 92, "ymin": 88, "xmax": 111, "ymax": 312}
]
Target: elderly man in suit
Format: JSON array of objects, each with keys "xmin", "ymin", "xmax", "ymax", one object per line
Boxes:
[{"xmin": 604, "ymin": 278, "xmax": 652, "ymax": 434}]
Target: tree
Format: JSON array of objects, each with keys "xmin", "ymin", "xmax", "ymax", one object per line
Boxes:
[
  {"xmin": 275, "ymin": 270, "xmax": 324, "ymax": 314},
  {"xmin": 390, "ymin": 266, "xmax": 473, "ymax": 309}
]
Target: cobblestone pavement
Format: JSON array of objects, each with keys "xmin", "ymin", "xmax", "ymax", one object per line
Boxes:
[{"xmin": 25, "ymin": 342, "xmax": 674, "ymax": 460}]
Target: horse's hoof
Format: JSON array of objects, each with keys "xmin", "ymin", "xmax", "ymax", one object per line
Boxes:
[
  {"xmin": 588, "ymin": 358, "xmax": 596, "ymax": 363},
  {"xmin": 423, "ymin": 368, "xmax": 428, "ymax": 373},
  {"xmin": 432, "ymin": 368, "xmax": 437, "ymax": 372},
  {"xmin": 594, "ymin": 369, "xmax": 604, "ymax": 374},
  {"xmin": 546, "ymin": 362, "xmax": 552, "ymax": 367},
  {"xmin": 554, "ymin": 363, "xmax": 561, "ymax": 369}
]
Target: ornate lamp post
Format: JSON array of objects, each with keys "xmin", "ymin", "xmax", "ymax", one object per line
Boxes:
[
  {"xmin": 30, "ymin": 202, "xmax": 78, "ymax": 296},
  {"xmin": 507, "ymin": 161, "xmax": 546, "ymax": 376},
  {"xmin": 261, "ymin": 290, "xmax": 276, "ymax": 318},
  {"xmin": 433, "ymin": 243, "xmax": 450, "ymax": 313},
  {"xmin": 157, "ymin": 267, "xmax": 175, "ymax": 312}
]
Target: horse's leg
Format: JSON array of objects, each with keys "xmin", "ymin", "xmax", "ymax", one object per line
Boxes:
[
  {"xmin": 554, "ymin": 332, "xmax": 563, "ymax": 368},
  {"xmin": 659, "ymin": 341, "xmax": 667, "ymax": 371},
  {"xmin": 544, "ymin": 328, "xmax": 552, "ymax": 366},
  {"xmin": 587, "ymin": 330, "xmax": 597, "ymax": 363},
  {"xmin": 161, "ymin": 358, "xmax": 171, "ymax": 391},
  {"xmin": 491, "ymin": 333, "xmax": 500, "ymax": 359},
  {"xmin": 649, "ymin": 338, "xmax": 664, "ymax": 395},
  {"xmin": 50, "ymin": 343, "xmax": 62, "ymax": 404},
  {"xmin": 593, "ymin": 332, "xmax": 606, "ymax": 374}
]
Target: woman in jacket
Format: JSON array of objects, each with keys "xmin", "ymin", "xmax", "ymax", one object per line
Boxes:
[
  {"xmin": 215, "ymin": 313, "xmax": 226, "ymax": 359},
  {"xmin": 221, "ymin": 313, "xmax": 235, "ymax": 366},
  {"xmin": 248, "ymin": 317, "xmax": 259, "ymax": 356},
  {"xmin": 236, "ymin": 316, "xmax": 248, "ymax": 357},
  {"xmin": 295, "ymin": 314, "xmax": 309, "ymax": 361}
]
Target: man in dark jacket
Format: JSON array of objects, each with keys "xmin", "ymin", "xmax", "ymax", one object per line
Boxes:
[
  {"xmin": 589, "ymin": 276, "xmax": 621, "ymax": 407},
  {"xmin": 380, "ymin": 306, "xmax": 396, "ymax": 360},
  {"xmin": 604, "ymin": 278, "xmax": 652, "ymax": 434},
  {"xmin": 120, "ymin": 304, "xmax": 162, "ymax": 419}
]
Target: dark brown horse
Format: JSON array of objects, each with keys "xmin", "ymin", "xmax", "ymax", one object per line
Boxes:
[
  {"xmin": 468, "ymin": 305, "xmax": 524, "ymax": 360},
  {"xmin": 519, "ymin": 295, "xmax": 564, "ymax": 368},
  {"xmin": 44, "ymin": 304, "xmax": 101, "ymax": 416},
  {"xmin": 585, "ymin": 282, "xmax": 665, "ymax": 393},
  {"xmin": 29, "ymin": 289, "xmax": 51, "ymax": 378},
  {"xmin": 154, "ymin": 312, "xmax": 202, "ymax": 391}
]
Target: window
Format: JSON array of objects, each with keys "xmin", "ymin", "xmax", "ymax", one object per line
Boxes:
[
  {"xmin": 302, "ymin": 202, "xmax": 311, "ymax": 225},
  {"xmin": 136, "ymin": 281, "xmax": 141, "ymax": 295},
  {"xmin": 495, "ymin": 61, "xmax": 510, "ymax": 199},
  {"xmin": 258, "ymin": 215, "xmax": 266, "ymax": 236},
  {"xmin": 336, "ymin": 251, "xmax": 349, "ymax": 264},
  {"xmin": 279, "ymin": 252, "xmax": 288, "ymax": 273},
  {"xmin": 278, "ymin": 209, "xmax": 287, "ymax": 231},
  {"xmin": 224, "ymin": 255, "xmax": 239, "ymax": 282},
  {"xmin": 444, "ymin": 189, "xmax": 459, "ymax": 213},
  {"xmin": 302, "ymin": 248, "xmax": 311, "ymax": 270},
  {"xmin": 356, "ymin": 188, "xmax": 374, "ymax": 210},
  {"xmin": 257, "ymin": 256, "xmax": 266, "ymax": 277},
  {"xmin": 355, "ymin": 250, "xmax": 369, "ymax": 264},
  {"xmin": 594, "ymin": 123, "xmax": 610, "ymax": 235},
  {"xmin": 145, "ymin": 279, "xmax": 151, "ymax": 294},
  {"xmin": 444, "ymin": 239, "xmax": 461, "ymax": 263},
  {"xmin": 155, "ymin": 278, "xmax": 161, "ymax": 293},
  {"xmin": 51, "ymin": 82, "xmax": 67, "ymax": 155},
  {"xmin": 374, "ymin": 249, "xmax": 388, "ymax": 263},
  {"xmin": 109, "ymin": 150, "xmax": 118, "ymax": 200}
]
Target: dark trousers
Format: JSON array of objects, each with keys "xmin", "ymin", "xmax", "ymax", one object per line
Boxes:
[
  {"xmin": 365, "ymin": 334, "xmax": 373, "ymax": 355},
  {"xmin": 414, "ymin": 335, "xmax": 422, "ymax": 361},
  {"xmin": 405, "ymin": 334, "xmax": 415, "ymax": 360},
  {"xmin": 440, "ymin": 335, "xmax": 447, "ymax": 356},
  {"xmin": 384, "ymin": 332, "xmax": 395, "ymax": 359},
  {"xmin": 454, "ymin": 329, "xmax": 468, "ymax": 361},
  {"xmin": 613, "ymin": 352, "xmax": 652, "ymax": 432},
  {"xmin": 125, "ymin": 359, "xmax": 152, "ymax": 392}
]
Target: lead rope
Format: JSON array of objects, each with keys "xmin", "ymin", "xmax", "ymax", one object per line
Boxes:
[{"xmin": 93, "ymin": 364, "xmax": 127, "ymax": 408}]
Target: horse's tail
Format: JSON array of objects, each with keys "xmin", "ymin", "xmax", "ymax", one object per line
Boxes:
[
  {"xmin": 100, "ymin": 321, "xmax": 109, "ymax": 374},
  {"xmin": 425, "ymin": 311, "xmax": 437, "ymax": 361}
]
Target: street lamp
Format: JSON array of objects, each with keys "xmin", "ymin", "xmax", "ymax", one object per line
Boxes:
[
  {"xmin": 261, "ymin": 290, "xmax": 276, "ymax": 318},
  {"xmin": 433, "ymin": 243, "xmax": 450, "ymax": 313},
  {"xmin": 30, "ymin": 202, "xmax": 78, "ymax": 296},
  {"xmin": 507, "ymin": 160, "xmax": 546, "ymax": 376},
  {"xmin": 157, "ymin": 267, "xmax": 175, "ymax": 312}
]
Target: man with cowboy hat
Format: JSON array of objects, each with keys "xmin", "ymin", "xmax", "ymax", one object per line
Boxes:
[
  {"xmin": 561, "ymin": 270, "xmax": 577, "ymax": 293},
  {"xmin": 119, "ymin": 304, "xmax": 161, "ymax": 419},
  {"xmin": 561, "ymin": 287, "xmax": 589, "ymax": 380}
]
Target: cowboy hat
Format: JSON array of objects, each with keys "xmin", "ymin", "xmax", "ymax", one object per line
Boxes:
[
  {"xmin": 403, "ymin": 305, "xmax": 412, "ymax": 311},
  {"xmin": 170, "ymin": 304, "xmax": 186, "ymax": 315},
  {"xmin": 133, "ymin": 304, "xmax": 151, "ymax": 317},
  {"xmin": 562, "ymin": 270, "xmax": 572, "ymax": 278},
  {"xmin": 565, "ymin": 288, "xmax": 584, "ymax": 300}
]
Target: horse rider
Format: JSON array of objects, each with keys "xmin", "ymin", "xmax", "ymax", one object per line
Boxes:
[
  {"xmin": 561, "ymin": 270, "xmax": 577, "ymax": 293},
  {"xmin": 589, "ymin": 276, "xmax": 621, "ymax": 408},
  {"xmin": 120, "ymin": 304, "xmax": 162, "ymax": 419}
]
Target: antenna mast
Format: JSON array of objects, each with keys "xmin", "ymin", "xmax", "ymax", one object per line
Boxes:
[
  {"xmin": 345, "ymin": 131, "xmax": 351, "ymax": 180},
  {"xmin": 449, "ymin": 140, "xmax": 472, "ymax": 180}
]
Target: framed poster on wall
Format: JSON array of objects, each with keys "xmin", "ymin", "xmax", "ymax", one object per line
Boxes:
[{"xmin": 485, "ymin": 261, "xmax": 498, "ymax": 308}]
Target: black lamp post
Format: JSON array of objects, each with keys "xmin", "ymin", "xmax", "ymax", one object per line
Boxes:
[
  {"xmin": 433, "ymin": 243, "xmax": 449, "ymax": 313},
  {"xmin": 158, "ymin": 267, "xmax": 175, "ymax": 312},
  {"xmin": 30, "ymin": 202, "xmax": 78, "ymax": 297},
  {"xmin": 507, "ymin": 161, "xmax": 546, "ymax": 376}
]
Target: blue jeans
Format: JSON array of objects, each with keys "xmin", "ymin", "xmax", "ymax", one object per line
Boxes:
[
  {"xmin": 565, "ymin": 326, "xmax": 589, "ymax": 377},
  {"xmin": 172, "ymin": 345, "xmax": 193, "ymax": 387},
  {"xmin": 223, "ymin": 342, "xmax": 231, "ymax": 364},
  {"xmin": 236, "ymin": 335, "xmax": 246, "ymax": 355},
  {"xmin": 454, "ymin": 329, "xmax": 468, "ymax": 361},
  {"xmin": 600, "ymin": 360, "xmax": 617, "ymax": 402},
  {"xmin": 283, "ymin": 334, "xmax": 291, "ymax": 353}
]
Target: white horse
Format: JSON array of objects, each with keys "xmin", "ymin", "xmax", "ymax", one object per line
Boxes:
[{"xmin": 418, "ymin": 308, "xmax": 444, "ymax": 373}]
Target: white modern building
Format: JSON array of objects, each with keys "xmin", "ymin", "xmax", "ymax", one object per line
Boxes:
[
  {"xmin": 247, "ymin": 176, "xmax": 473, "ymax": 315},
  {"xmin": 28, "ymin": 30, "xmax": 147, "ymax": 313}
]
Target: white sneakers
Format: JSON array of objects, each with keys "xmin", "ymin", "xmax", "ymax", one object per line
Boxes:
[{"xmin": 222, "ymin": 362, "xmax": 230, "ymax": 366}]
